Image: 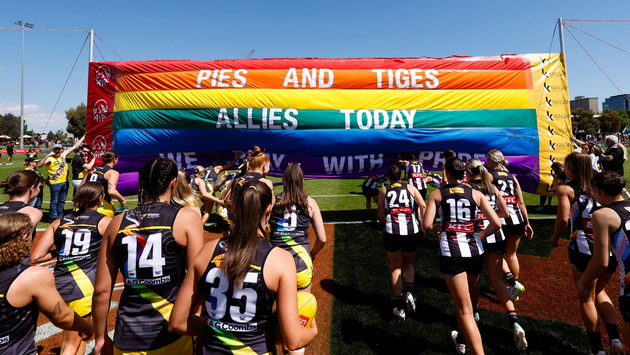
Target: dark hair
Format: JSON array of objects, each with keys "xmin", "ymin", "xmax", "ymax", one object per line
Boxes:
[
  {"xmin": 138, "ymin": 158, "xmax": 178, "ymax": 203},
  {"xmin": 277, "ymin": 163, "xmax": 308, "ymax": 214},
  {"xmin": 551, "ymin": 162, "xmax": 564, "ymax": 170},
  {"xmin": 0, "ymin": 213, "xmax": 33, "ymax": 266},
  {"xmin": 408, "ymin": 154, "xmax": 417, "ymax": 162},
  {"xmin": 387, "ymin": 165, "xmax": 402, "ymax": 182},
  {"xmin": 72, "ymin": 182, "xmax": 104, "ymax": 211},
  {"xmin": 445, "ymin": 157, "xmax": 466, "ymax": 180},
  {"xmin": 0, "ymin": 170, "xmax": 40, "ymax": 197},
  {"xmin": 592, "ymin": 171, "xmax": 626, "ymax": 196},
  {"xmin": 101, "ymin": 150, "xmax": 119, "ymax": 164},
  {"xmin": 223, "ymin": 181, "xmax": 272, "ymax": 286},
  {"xmin": 444, "ymin": 150, "xmax": 456, "ymax": 161},
  {"xmin": 564, "ymin": 152, "xmax": 593, "ymax": 197},
  {"xmin": 80, "ymin": 144, "xmax": 90, "ymax": 151}
]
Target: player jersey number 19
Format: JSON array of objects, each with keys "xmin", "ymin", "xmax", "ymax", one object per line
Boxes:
[{"xmin": 121, "ymin": 233, "xmax": 166, "ymax": 278}]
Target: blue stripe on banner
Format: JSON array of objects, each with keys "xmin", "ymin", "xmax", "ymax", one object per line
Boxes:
[{"xmin": 112, "ymin": 127, "xmax": 539, "ymax": 157}]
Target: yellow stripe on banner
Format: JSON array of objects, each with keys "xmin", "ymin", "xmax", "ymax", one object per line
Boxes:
[
  {"xmin": 134, "ymin": 285, "xmax": 173, "ymax": 321},
  {"xmin": 115, "ymin": 89, "xmax": 533, "ymax": 112},
  {"xmin": 65, "ymin": 261, "xmax": 95, "ymax": 298}
]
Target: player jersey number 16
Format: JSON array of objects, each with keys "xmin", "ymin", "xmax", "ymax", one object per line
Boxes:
[{"xmin": 121, "ymin": 233, "xmax": 166, "ymax": 278}]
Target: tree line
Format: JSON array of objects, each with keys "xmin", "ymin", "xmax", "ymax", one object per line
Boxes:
[{"xmin": 572, "ymin": 108, "xmax": 630, "ymax": 137}]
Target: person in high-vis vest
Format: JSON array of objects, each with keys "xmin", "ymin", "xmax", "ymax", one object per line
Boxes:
[{"xmin": 37, "ymin": 136, "xmax": 85, "ymax": 222}]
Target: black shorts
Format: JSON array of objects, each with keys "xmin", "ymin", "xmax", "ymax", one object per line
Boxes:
[
  {"xmin": 619, "ymin": 296, "xmax": 630, "ymax": 323},
  {"xmin": 439, "ymin": 254, "xmax": 485, "ymax": 276},
  {"xmin": 568, "ymin": 247, "xmax": 618, "ymax": 274},
  {"xmin": 419, "ymin": 188, "xmax": 427, "ymax": 200},
  {"xmin": 482, "ymin": 239, "xmax": 506, "ymax": 255},
  {"xmin": 502, "ymin": 223, "xmax": 525, "ymax": 237},
  {"xmin": 362, "ymin": 185, "xmax": 379, "ymax": 197},
  {"xmin": 382, "ymin": 232, "xmax": 421, "ymax": 253}
]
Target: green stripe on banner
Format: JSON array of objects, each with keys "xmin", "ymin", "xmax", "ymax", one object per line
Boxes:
[{"xmin": 114, "ymin": 108, "xmax": 536, "ymax": 130}]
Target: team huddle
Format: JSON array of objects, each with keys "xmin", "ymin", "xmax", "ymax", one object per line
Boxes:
[{"xmin": 1, "ymin": 142, "xmax": 630, "ymax": 355}]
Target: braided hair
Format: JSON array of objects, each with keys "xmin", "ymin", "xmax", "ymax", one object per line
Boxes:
[{"xmin": 138, "ymin": 158, "xmax": 178, "ymax": 203}]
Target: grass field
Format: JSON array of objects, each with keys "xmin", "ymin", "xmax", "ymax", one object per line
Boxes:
[{"xmin": 9, "ymin": 154, "xmax": 630, "ymax": 354}]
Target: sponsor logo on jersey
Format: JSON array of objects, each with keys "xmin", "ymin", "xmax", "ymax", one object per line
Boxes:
[
  {"xmin": 583, "ymin": 219, "xmax": 592, "ymax": 230},
  {"xmin": 449, "ymin": 187, "xmax": 464, "ymax": 194},
  {"xmin": 391, "ymin": 207, "xmax": 412, "ymax": 214},
  {"xmin": 58, "ymin": 254, "xmax": 92, "ymax": 262},
  {"xmin": 125, "ymin": 275, "xmax": 171, "ymax": 286},
  {"xmin": 142, "ymin": 213, "xmax": 161, "ymax": 219},
  {"xmin": 475, "ymin": 211, "xmax": 487, "ymax": 220},
  {"xmin": 445, "ymin": 222, "xmax": 475, "ymax": 233},
  {"xmin": 411, "ymin": 172, "xmax": 424, "ymax": 178},
  {"xmin": 206, "ymin": 319, "xmax": 258, "ymax": 332},
  {"xmin": 498, "ymin": 172, "xmax": 508, "ymax": 176},
  {"xmin": 503, "ymin": 196, "xmax": 516, "ymax": 204},
  {"xmin": 0, "ymin": 336, "xmax": 8, "ymax": 345}
]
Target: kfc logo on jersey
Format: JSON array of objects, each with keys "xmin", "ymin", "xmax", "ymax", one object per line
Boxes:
[
  {"xmin": 96, "ymin": 65, "xmax": 111, "ymax": 87},
  {"xmin": 411, "ymin": 172, "xmax": 424, "ymax": 178},
  {"xmin": 476, "ymin": 211, "xmax": 487, "ymax": 220},
  {"xmin": 93, "ymin": 99, "xmax": 109, "ymax": 122},
  {"xmin": 445, "ymin": 222, "xmax": 474, "ymax": 233},
  {"xmin": 391, "ymin": 207, "xmax": 412, "ymax": 214},
  {"xmin": 583, "ymin": 219, "xmax": 592, "ymax": 229},
  {"xmin": 503, "ymin": 196, "xmax": 517, "ymax": 204},
  {"xmin": 91, "ymin": 135, "xmax": 107, "ymax": 158}
]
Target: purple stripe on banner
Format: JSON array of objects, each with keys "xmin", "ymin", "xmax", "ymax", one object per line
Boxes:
[{"xmin": 114, "ymin": 151, "xmax": 540, "ymax": 196}]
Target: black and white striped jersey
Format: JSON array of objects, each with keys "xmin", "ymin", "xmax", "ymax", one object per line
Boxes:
[
  {"xmin": 383, "ymin": 183, "xmax": 420, "ymax": 235},
  {"xmin": 406, "ymin": 162, "xmax": 427, "ymax": 191},
  {"xmin": 490, "ymin": 170, "xmax": 524, "ymax": 226},
  {"xmin": 438, "ymin": 184, "xmax": 484, "ymax": 257},
  {"xmin": 468, "ymin": 179, "xmax": 504, "ymax": 244}
]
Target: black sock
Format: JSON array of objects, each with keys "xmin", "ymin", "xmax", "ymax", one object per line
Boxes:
[
  {"xmin": 394, "ymin": 295, "xmax": 405, "ymax": 309},
  {"xmin": 405, "ymin": 282, "xmax": 414, "ymax": 294},
  {"xmin": 587, "ymin": 331, "xmax": 604, "ymax": 352},
  {"xmin": 472, "ymin": 303, "xmax": 478, "ymax": 314},
  {"xmin": 503, "ymin": 272, "xmax": 516, "ymax": 287},
  {"xmin": 456, "ymin": 330, "xmax": 466, "ymax": 344},
  {"xmin": 507, "ymin": 310, "xmax": 518, "ymax": 325},
  {"xmin": 605, "ymin": 323, "xmax": 621, "ymax": 341}
]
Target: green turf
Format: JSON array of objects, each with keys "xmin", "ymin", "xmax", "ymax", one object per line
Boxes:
[{"xmin": 329, "ymin": 223, "xmax": 589, "ymax": 355}]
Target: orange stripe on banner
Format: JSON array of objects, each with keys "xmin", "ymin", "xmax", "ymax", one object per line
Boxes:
[{"xmin": 116, "ymin": 69, "xmax": 531, "ymax": 92}]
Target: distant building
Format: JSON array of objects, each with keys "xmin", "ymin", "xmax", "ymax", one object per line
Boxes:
[
  {"xmin": 603, "ymin": 94, "xmax": 630, "ymax": 111},
  {"xmin": 570, "ymin": 96, "xmax": 599, "ymax": 112}
]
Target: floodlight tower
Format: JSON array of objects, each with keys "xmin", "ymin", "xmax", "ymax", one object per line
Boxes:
[{"xmin": 14, "ymin": 20, "xmax": 34, "ymax": 149}]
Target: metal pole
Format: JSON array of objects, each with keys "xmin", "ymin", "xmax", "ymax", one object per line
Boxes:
[
  {"xmin": 558, "ymin": 17, "xmax": 565, "ymax": 55},
  {"xmin": 89, "ymin": 30, "xmax": 94, "ymax": 62},
  {"xmin": 20, "ymin": 24, "xmax": 24, "ymax": 149}
]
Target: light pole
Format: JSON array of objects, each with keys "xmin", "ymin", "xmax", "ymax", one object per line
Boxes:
[{"xmin": 14, "ymin": 21, "xmax": 34, "ymax": 149}]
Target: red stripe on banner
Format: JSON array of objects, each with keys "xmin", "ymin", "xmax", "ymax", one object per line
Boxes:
[{"xmin": 92, "ymin": 55, "xmax": 532, "ymax": 74}]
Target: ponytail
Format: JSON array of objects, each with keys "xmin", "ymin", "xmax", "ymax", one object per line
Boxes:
[
  {"xmin": 222, "ymin": 181, "xmax": 272, "ymax": 287},
  {"xmin": 465, "ymin": 158, "xmax": 494, "ymax": 198},
  {"xmin": 486, "ymin": 149, "xmax": 509, "ymax": 172},
  {"xmin": 72, "ymin": 182, "xmax": 104, "ymax": 211}
]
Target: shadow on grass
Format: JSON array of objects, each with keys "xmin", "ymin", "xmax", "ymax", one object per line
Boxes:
[{"xmin": 329, "ymin": 223, "xmax": 589, "ymax": 355}]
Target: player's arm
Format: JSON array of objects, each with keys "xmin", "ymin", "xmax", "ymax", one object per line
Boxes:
[
  {"xmin": 273, "ymin": 248, "xmax": 318, "ymax": 350},
  {"xmin": 217, "ymin": 153, "xmax": 239, "ymax": 171},
  {"xmin": 92, "ymin": 215, "xmax": 123, "ymax": 353},
  {"xmin": 376, "ymin": 186, "xmax": 387, "ymax": 223},
  {"xmin": 197, "ymin": 178, "xmax": 224, "ymax": 206},
  {"xmin": 408, "ymin": 184, "xmax": 426, "ymax": 237},
  {"xmin": 308, "ymin": 197, "xmax": 326, "ymax": 260},
  {"xmin": 474, "ymin": 190, "xmax": 501, "ymax": 239},
  {"xmin": 63, "ymin": 135, "xmax": 85, "ymax": 157},
  {"xmin": 30, "ymin": 219, "xmax": 60, "ymax": 263},
  {"xmin": 169, "ymin": 242, "xmax": 214, "ymax": 336},
  {"xmin": 174, "ymin": 207, "xmax": 205, "ymax": 268},
  {"xmin": 514, "ymin": 178, "xmax": 533, "ymax": 239},
  {"xmin": 423, "ymin": 190, "xmax": 441, "ymax": 232},
  {"xmin": 549, "ymin": 185, "xmax": 572, "ymax": 247},
  {"xmin": 22, "ymin": 266, "xmax": 94, "ymax": 338},
  {"xmin": 576, "ymin": 209, "xmax": 617, "ymax": 298},
  {"xmin": 106, "ymin": 170, "xmax": 126, "ymax": 207},
  {"xmin": 493, "ymin": 185, "xmax": 509, "ymax": 219}
]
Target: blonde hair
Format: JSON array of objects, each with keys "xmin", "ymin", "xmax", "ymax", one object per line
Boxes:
[
  {"xmin": 465, "ymin": 158, "xmax": 495, "ymax": 198},
  {"xmin": 486, "ymin": 149, "xmax": 509, "ymax": 172},
  {"xmin": 172, "ymin": 170, "xmax": 198, "ymax": 208}
]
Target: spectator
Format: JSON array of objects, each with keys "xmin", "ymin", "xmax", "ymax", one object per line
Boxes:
[
  {"xmin": 601, "ymin": 135, "xmax": 626, "ymax": 177},
  {"xmin": 6, "ymin": 143, "xmax": 14, "ymax": 165},
  {"xmin": 37, "ymin": 136, "xmax": 85, "ymax": 222},
  {"xmin": 71, "ymin": 144, "xmax": 95, "ymax": 196},
  {"xmin": 24, "ymin": 157, "xmax": 44, "ymax": 210}
]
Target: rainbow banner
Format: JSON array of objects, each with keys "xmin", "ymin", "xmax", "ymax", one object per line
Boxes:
[{"xmin": 86, "ymin": 55, "xmax": 572, "ymax": 195}]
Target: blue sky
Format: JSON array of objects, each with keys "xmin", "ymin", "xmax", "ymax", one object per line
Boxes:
[{"xmin": 1, "ymin": 0, "xmax": 629, "ymax": 134}]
